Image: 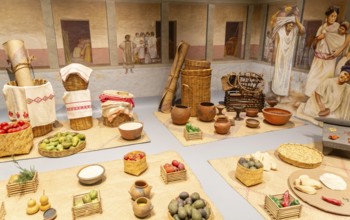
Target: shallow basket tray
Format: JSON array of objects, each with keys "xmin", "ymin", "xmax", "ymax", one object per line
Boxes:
[
  {"xmin": 102, "ymin": 114, "xmax": 133, "ymax": 128},
  {"xmin": 235, "ymin": 162, "xmax": 263, "ymax": 187},
  {"xmin": 183, "ymin": 129, "xmax": 203, "ymax": 141},
  {"xmin": 124, "ymin": 151, "xmax": 148, "ymax": 176},
  {"xmin": 6, "ymin": 172, "xmax": 39, "ymax": 197},
  {"xmin": 160, "ymin": 166, "xmax": 187, "ymax": 184},
  {"xmin": 63, "ymin": 73, "xmax": 89, "ymax": 91},
  {"xmin": 70, "ymin": 116, "xmax": 93, "ymax": 131},
  {"xmin": 72, "ymin": 190, "xmax": 102, "ymax": 219},
  {"xmin": 0, "ymin": 202, "xmax": 5, "ymax": 220},
  {"xmin": 264, "ymin": 194, "xmax": 302, "ymax": 220},
  {"xmin": 277, "ymin": 143, "xmax": 324, "ymax": 169},
  {"xmin": 0, "ymin": 124, "xmax": 34, "ymax": 158},
  {"xmin": 167, "ymin": 198, "xmax": 213, "ymax": 220}
]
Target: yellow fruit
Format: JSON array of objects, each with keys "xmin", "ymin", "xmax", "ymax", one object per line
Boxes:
[
  {"xmin": 27, "ymin": 198, "xmax": 36, "ymax": 207},
  {"xmin": 26, "ymin": 203, "xmax": 39, "ymax": 215},
  {"xmin": 39, "ymin": 203, "xmax": 51, "ymax": 212},
  {"xmin": 40, "ymin": 194, "xmax": 49, "ymax": 204}
]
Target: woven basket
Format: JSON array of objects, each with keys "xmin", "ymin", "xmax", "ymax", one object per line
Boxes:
[
  {"xmin": 72, "ymin": 190, "xmax": 102, "ymax": 219},
  {"xmin": 160, "ymin": 165, "xmax": 187, "ymax": 184},
  {"xmin": 70, "ymin": 116, "xmax": 93, "ymax": 131},
  {"xmin": 264, "ymin": 194, "xmax": 302, "ymax": 219},
  {"xmin": 38, "ymin": 141, "xmax": 86, "ymax": 158},
  {"xmin": 63, "ymin": 73, "xmax": 89, "ymax": 91},
  {"xmin": 183, "ymin": 59, "xmax": 211, "ymax": 70},
  {"xmin": 181, "ymin": 69, "xmax": 212, "ymax": 116},
  {"xmin": 103, "ymin": 114, "xmax": 133, "ymax": 128},
  {"xmin": 7, "ymin": 172, "xmax": 39, "ymax": 197},
  {"xmin": 124, "ymin": 151, "xmax": 148, "ymax": 176},
  {"xmin": 168, "ymin": 198, "xmax": 213, "ymax": 220},
  {"xmin": 235, "ymin": 162, "xmax": 263, "ymax": 186},
  {"xmin": 0, "ymin": 124, "xmax": 34, "ymax": 157}
]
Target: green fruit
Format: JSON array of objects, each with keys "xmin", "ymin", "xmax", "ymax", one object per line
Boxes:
[
  {"xmin": 204, "ymin": 206, "xmax": 211, "ymax": 218},
  {"xmin": 58, "ymin": 136, "xmax": 65, "ymax": 144},
  {"xmin": 172, "ymin": 214, "xmax": 180, "ymax": 220},
  {"xmin": 184, "ymin": 204, "xmax": 192, "ymax": 216},
  {"xmin": 190, "ymin": 192, "xmax": 200, "ymax": 201},
  {"xmin": 82, "ymin": 194, "xmax": 91, "ymax": 203},
  {"xmin": 89, "ymin": 190, "xmax": 98, "ymax": 200},
  {"xmin": 191, "ymin": 208, "xmax": 202, "ymax": 220},
  {"xmin": 184, "ymin": 197, "xmax": 193, "ymax": 205},
  {"xmin": 192, "ymin": 199, "xmax": 205, "ymax": 209},
  {"xmin": 248, "ymin": 161, "xmax": 255, "ymax": 167},
  {"xmin": 242, "ymin": 162, "xmax": 249, "ymax": 168},
  {"xmin": 199, "ymin": 208, "xmax": 208, "ymax": 219},
  {"xmin": 72, "ymin": 136, "xmax": 80, "ymax": 146},
  {"xmin": 66, "ymin": 134, "xmax": 73, "ymax": 141},
  {"xmin": 179, "ymin": 192, "xmax": 189, "ymax": 200},
  {"xmin": 56, "ymin": 144, "xmax": 64, "ymax": 151},
  {"xmin": 74, "ymin": 198, "xmax": 84, "ymax": 207},
  {"xmin": 45, "ymin": 145, "xmax": 55, "ymax": 151},
  {"xmin": 43, "ymin": 138, "xmax": 50, "ymax": 144},
  {"xmin": 62, "ymin": 141, "xmax": 72, "ymax": 149},
  {"xmin": 168, "ymin": 199, "xmax": 178, "ymax": 215},
  {"xmin": 77, "ymin": 133, "xmax": 86, "ymax": 140},
  {"xmin": 39, "ymin": 142, "xmax": 46, "ymax": 149},
  {"xmin": 178, "ymin": 207, "xmax": 187, "ymax": 219}
]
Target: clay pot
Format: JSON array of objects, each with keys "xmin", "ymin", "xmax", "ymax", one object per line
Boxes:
[
  {"xmin": 197, "ymin": 102, "xmax": 216, "ymax": 122},
  {"xmin": 132, "ymin": 197, "xmax": 153, "ymax": 218},
  {"xmin": 245, "ymin": 108, "xmax": 259, "ymax": 117},
  {"xmin": 262, "ymin": 107, "xmax": 292, "ymax": 125},
  {"xmin": 214, "ymin": 115, "xmax": 231, "ymax": 134},
  {"xmin": 171, "ymin": 105, "xmax": 191, "ymax": 125},
  {"xmin": 129, "ymin": 180, "xmax": 152, "ymax": 200}
]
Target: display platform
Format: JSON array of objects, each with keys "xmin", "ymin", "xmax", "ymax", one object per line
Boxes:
[
  {"xmin": 0, "ymin": 151, "xmax": 222, "ymax": 220},
  {"xmin": 0, "ymin": 117, "xmax": 150, "ymax": 163},
  {"xmin": 208, "ymin": 142, "xmax": 350, "ymax": 219},
  {"xmin": 155, "ymin": 111, "xmax": 305, "ymax": 146}
]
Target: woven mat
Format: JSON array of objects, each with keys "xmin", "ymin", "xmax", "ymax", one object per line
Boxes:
[
  {"xmin": 0, "ymin": 151, "xmax": 223, "ymax": 220},
  {"xmin": 154, "ymin": 111, "xmax": 305, "ymax": 146},
  {"xmin": 208, "ymin": 143, "xmax": 350, "ymax": 219},
  {"xmin": 0, "ymin": 117, "xmax": 150, "ymax": 163}
]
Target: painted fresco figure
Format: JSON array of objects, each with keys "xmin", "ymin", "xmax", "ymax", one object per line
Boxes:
[
  {"xmin": 304, "ymin": 6, "xmax": 346, "ymax": 97},
  {"xmin": 148, "ymin": 32, "xmax": 158, "ymax": 63},
  {"xmin": 332, "ymin": 21, "xmax": 350, "ymax": 76},
  {"xmin": 297, "ymin": 60, "xmax": 350, "ymax": 124},
  {"xmin": 270, "ymin": 6, "xmax": 305, "ymax": 102},
  {"xmin": 119, "ymin": 34, "xmax": 136, "ymax": 74}
]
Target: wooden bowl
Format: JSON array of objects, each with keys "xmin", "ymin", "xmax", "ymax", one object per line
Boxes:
[
  {"xmin": 262, "ymin": 107, "xmax": 292, "ymax": 125},
  {"xmin": 245, "ymin": 108, "xmax": 259, "ymax": 117},
  {"xmin": 77, "ymin": 164, "xmax": 105, "ymax": 185},
  {"xmin": 246, "ymin": 118, "xmax": 260, "ymax": 128},
  {"xmin": 118, "ymin": 122, "xmax": 143, "ymax": 140}
]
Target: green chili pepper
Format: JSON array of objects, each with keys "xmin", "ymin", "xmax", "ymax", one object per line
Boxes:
[{"xmin": 269, "ymin": 195, "xmax": 282, "ymax": 208}]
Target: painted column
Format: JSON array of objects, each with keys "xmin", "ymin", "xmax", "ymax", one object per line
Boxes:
[
  {"xmin": 258, "ymin": 4, "xmax": 268, "ymax": 61},
  {"xmin": 161, "ymin": 2, "xmax": 169, "ymax": 64},
  {"xmin": 40, "ymin": 0, "xmax": 59, "ymax": 68},
  {"xmin": 106, "ymin": 0, "xmax": 118, "ymax": 66},
  {"xmin": 205, "ymin": 4, "xmax": 215, "ymax": 61},
  {"xmin": 244, "ymin": 4, "xmax": 254, "ymax": 60}
]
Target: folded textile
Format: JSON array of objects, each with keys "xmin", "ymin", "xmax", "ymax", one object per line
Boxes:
[
  {"xmin": 63, "ymin": 90, "xmax": 92, "ymax": 119},
  {"xmin": 59, "ymin": 63, "xmax": 93, "ymax": 82},
  {"xmin": 99, "ymin": 90, "xmax": 135, "ymax": 107},
  {"xmin": 101, "ymin": 100, "xmax": 133, "ymax": 122},
  {"xmin": 3, "ymin": 82, "xmax": 56, "ymax": 127}
]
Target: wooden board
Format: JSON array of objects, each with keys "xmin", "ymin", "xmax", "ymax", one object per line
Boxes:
[{"xmin": 288, "ymin": 169, "xmax": 350, "ymax": 216}]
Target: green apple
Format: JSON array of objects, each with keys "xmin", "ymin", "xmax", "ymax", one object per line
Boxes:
[
  {"xmin": 89, "ymin": 189, "xmax": 98, "ymax": 200},
  {"xmin": 82, "ymin": 194, "xmax": 92, "ymax": 203}
]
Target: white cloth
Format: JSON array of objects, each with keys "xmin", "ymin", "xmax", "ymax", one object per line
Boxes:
[
  {"xmin": 304, "ymin": 22, "xmax": 345, "ymax": 96},
  {"xmin": 297, "ymin": 78, "xmax": 350, "ymax": 124},
  {"xmin": 272, "ymin": 20, "xmax": 298, "ymax": 96},
  {"xmin": 63, "ymin": 90, "xmax": 92, "ymax": 119},
  {"xmin": 271, "ymin": 16, "xmax": 296, "ymax": 40},
  {"xmin": 59, "ymin": 63, "xmax": 93, "ymax": 82},
  {"xmin": 101, "ymin": 100, "xmax": 133, "ymax": 122},
  {"xmin": 2, "ymin": 82, "xmax": 56, "ymax": 127}
]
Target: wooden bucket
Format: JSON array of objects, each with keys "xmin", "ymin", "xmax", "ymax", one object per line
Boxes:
[{"xmin": 183, "ymin": 59, "xmax": 211, "ymax": 70}]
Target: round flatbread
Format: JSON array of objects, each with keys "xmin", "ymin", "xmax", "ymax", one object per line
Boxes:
[{"xmin": 319, "ymin": 173, "xmax": 347, "ymax": 190}]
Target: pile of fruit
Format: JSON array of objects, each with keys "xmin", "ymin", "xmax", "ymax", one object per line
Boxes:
[
  {"xmin": 0, "ymin": 120, "xmax": 30, "ymax": 134},
  {"xmin": 74, "ymin": 189, "xmax": 99, "ymax": 207},
  {"xmin": 124, "ymin": 151, "xmax": 145, "ymax": 161},
  {"xmin": 39, "ymin": 131, "xmax": 86, "ymax": 152},
  {"xmin": 163, "ymin": 160, "xmax": 186, "ymax": 173},
  {"xmin": 168, "ymin": 192, "xmax": 211, "ymax": 220},
  {"xmin": 26, "ymin": 191, "xmax": 51, "ymax": 215},
  {"xmin": 185, "ymin": 123, "xmax": 200, "ymax": 133},
  {"xmin": 238, "ymin": 157, "xmax": 263, "ymax": 170}
]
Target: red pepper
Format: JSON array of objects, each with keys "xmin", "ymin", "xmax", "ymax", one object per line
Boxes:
[
  {"xmin": 322, "ymin": 196, "xmax": 343, "ymax": 206},
  {"xmin": 282, "ymin": 190, "xmax": 290, "ymax": 207}
]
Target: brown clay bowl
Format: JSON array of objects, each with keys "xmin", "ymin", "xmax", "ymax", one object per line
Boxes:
[
  {"xmin": 262, "ymin": 107, "xmax": 292, "ymax": 125},
  {"xmin": 266, "ymin": 99, "xmax": 278, "ymax": 107},
  {"xmin": 245, "ymin": 108, "xmax": 259, "ymax": 117},
  {"xmin": 246, "ymin": 118, "xmax": 260, "ymax": 128},
  {"xmin": 118, "ymin": 121, "xmax": 143, "ymax": 140}
]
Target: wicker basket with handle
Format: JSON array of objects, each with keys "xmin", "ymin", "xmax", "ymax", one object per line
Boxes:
[
  {"xmin": 62, "ymin": 73, "xmax": 89, "ymax": 91},
  {"xmin": 181, "ymin": 69, "xmax": 212, "ymax": 116}
]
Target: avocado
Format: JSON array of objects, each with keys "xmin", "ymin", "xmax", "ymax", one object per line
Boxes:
[
  {"xmin": 168, "ymin": 199, "xmax": 178, "ymax": 215},
  {"xmin": 179, "ymin": 191, "xmax": 189, "ymax": 200},
  {"xmin": 184, "ymin": 197, "xmax": 193, "ymax": 205},
  {"xmin": 178, "ymin": 207, "xmax": 187, "ymax": 219},
  {"xmin": 190, "ymin": 192, "xmax": 200, "ymax": 201},
  {"xmin": 191, "ymin": 208, "xmax": 202, "ymax": 220},
  {"xmin": 184, "ymin": 204, "xmax": 192, "ymax": 216},
  {"xmin": 199, "ymin": 208, "xmax": 208, "ymax": 219},
  {"xmin": 172, "ymin": 214, "xmax": 180, "ymax": 220},
  {"xmin": 192, "ymin": 199, "xmax": 205, "ymax": 209},
  {"xmin": 204, "ymin": 206, "xmax": 211, "ymax": 219}
]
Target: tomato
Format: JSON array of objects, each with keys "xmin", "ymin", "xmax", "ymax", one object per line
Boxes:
[
  {"xmin": 0, "ymin": 129, "xmax": 5, "ymax": 134},
  {"xmin": 20, "ymin": 123, "xmax": 30, "ymax": 130},
  {"xmin": 2, "ymin": 125, "xmax": 10, "ymax": 132},
  {"xmin": 17, "ymin": 120, "xmax": 25, "ymax": 126},
  {"xmin": 7, "ymin": 128, "xmax": 16, "ymax": 133},
  {"xmin": 0, "ymin": 122, "xmax": 8, "ymax": 127},
  {"xmin": 10, "ymin": 122, "xmax": 19, "ymax": 128}
]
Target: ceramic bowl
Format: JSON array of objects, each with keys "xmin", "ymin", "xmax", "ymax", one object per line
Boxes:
[
  {"xmin": 262, "ymin": 107, "xmax": 292, "ymax": 125},
  {"xmin": 246, "ymin": 118, "xmax": 260, "ymax": 128},
  {"xmin": 118, "ymin": 122, "xmax": 143, "ymax": 140},
  {"xmin": 266, "ymin": 99, "xmax": 278, "ymax": 107},
  {"xmin": 43, "ymin": 208, "xmax": 57, "ymax": 220},
  {"xmin": 245, "ymin": 108, "xmax": 259, "ymax": 117},
  {"xmin": 77, "ymin": 164, "xmax": 105, "ymax": 185}
]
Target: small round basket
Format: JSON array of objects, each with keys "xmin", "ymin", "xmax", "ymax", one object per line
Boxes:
[
  {"xmin": 262, "ymin": 107, "xmax": 292, "ymax": 125},
  {"xmin": 62, "ymin": 73, "xmax": 89, "ymax": 91}
]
